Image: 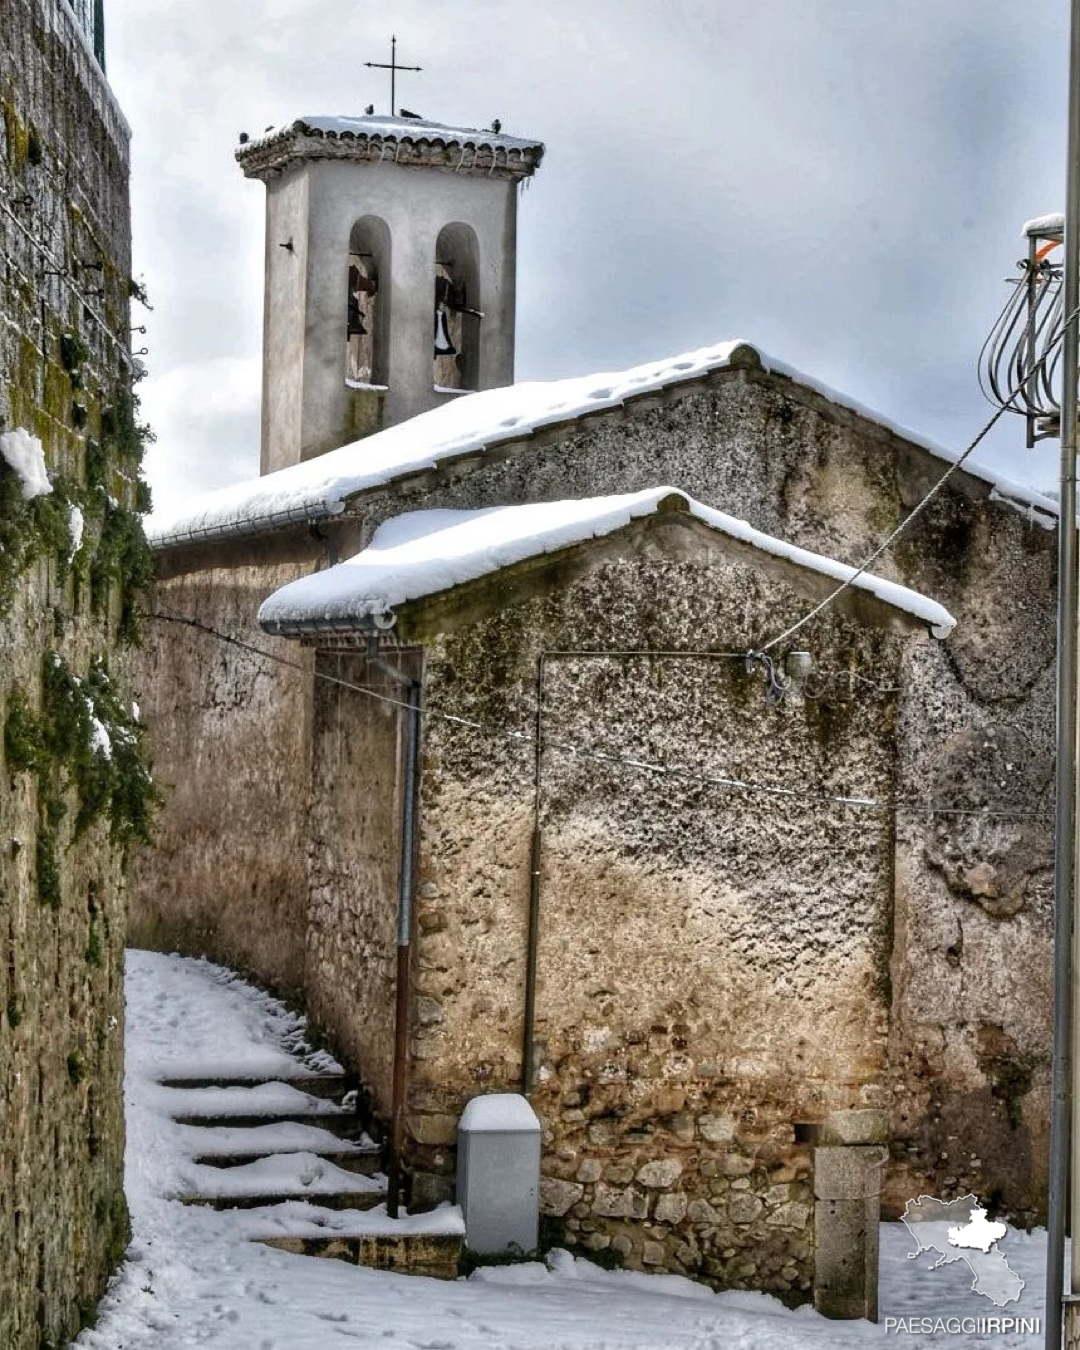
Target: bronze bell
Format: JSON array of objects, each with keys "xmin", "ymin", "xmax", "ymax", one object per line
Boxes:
[
  {"xmin": 347, "ymin": 294, "xmax": 367, "ymax": 338},
  {"xmin": 434, "ymin": 307, "xmax": 456, "ymax": 356}
]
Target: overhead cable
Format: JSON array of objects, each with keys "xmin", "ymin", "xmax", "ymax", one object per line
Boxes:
[{"xmin": 148, "ymin": 607, "xmax": 1040, "ymax": 823}]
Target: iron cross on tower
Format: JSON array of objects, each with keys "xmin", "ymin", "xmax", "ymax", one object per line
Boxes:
[{"xmin": 364, "ymin": 35, "xmax": 422, "ymax": 117}]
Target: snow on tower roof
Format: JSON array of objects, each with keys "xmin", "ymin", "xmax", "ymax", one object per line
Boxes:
[
  {"xmin": 236, "ymin": 114, "xmax": 544, "ymax": 180},
  {"xmin": 257, "ymin": 487, "xmax": 956, "ymax": 639},
  {"xmin": 146, "ymin": 339, "xmax": 1059, "ymax": 551}
]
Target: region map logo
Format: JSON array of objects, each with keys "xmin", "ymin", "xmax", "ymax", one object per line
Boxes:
[{"xmin": 884, "ymin": 1194, "xmax": 1039, "ymax": 1338}]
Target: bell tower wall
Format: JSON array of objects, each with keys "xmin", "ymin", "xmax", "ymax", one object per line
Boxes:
[{"xmin": 242, "ymin": 119, "xmax": 543, "ymax": 474}]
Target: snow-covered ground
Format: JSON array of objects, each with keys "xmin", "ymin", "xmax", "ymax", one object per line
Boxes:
[{"xmin": 76, "ymin": 950, "xmax": 1050, "ymax": 1349}]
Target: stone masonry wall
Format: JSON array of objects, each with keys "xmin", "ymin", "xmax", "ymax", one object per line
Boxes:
[
  {"xmin": 130, "ymin": 553, "xmax": 317, "ymax": 1001},
  {"xmin": 400, "ymin": 533, "xmax": 907, "ymax": 1293},
  {"xmin": 351, "ymin": 366, "xmax": 1054, "ymax": 1223},
  {"xmin": 304, "ymin": 650, "xmax": 419, "ymax": 1108},
  {"xmin": 141, "ymin": 357, "xmax": 1055, "ymax": 1236},
  {"xmin": 0, "ymin": 3, "xmax": 147, "ymax": 1345}
]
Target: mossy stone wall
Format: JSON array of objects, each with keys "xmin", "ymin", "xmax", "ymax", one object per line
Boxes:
[{"xmin": 1, "ymin": 3, "xmax": 149, "ymax": 1346}]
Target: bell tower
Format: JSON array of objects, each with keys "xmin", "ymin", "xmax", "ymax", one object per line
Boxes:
[{"xmin": 237, "ymin": 115, "xmax": 544, "ymax": 475}]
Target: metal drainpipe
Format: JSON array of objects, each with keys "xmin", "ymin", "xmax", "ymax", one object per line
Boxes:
[
  {"xmin": 1050, "ymin": 3, "xmax": 1080, "ymax": 1344},
  {"xmin": 521, "ymin": 654, "xmax": 545, "ymax": 1096},
  {"xmin": 369, "ymin": 646, "xmax": 422, "ymax": 1220}
]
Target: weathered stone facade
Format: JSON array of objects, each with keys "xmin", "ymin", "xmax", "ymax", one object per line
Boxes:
[
  {"xmin": 1, "ymin": 3, "xmax": 147, "ymax": 1344},
  {"xmin": 134, "ymin": 544, "xmax": 318, "ymax": 1000},
  {"xmin": 387, "ymin": 536, "xmax": 910, "ymax": 1297},
  {"xmin": 134, "ymin": 354, "xmax": 1056, "ymax": 1292}
]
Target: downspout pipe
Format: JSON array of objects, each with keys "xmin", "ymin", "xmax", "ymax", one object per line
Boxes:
[
  {"xmin": 369, "ymin": 644, "xmax": 422, "ymax": 1220},
  {"xmin": 521, "ymin": 655, "xmax": 544, "ymax": 1095},
  {"xmin": 521, "ymin": 822, "xmax": 542, "ymax": 1094},
  {"xmin": 1050, "ymin": 3, "xmax": 1080, "ymax": 1343}
]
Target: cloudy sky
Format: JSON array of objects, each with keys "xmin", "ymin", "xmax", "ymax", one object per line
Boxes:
[{"xmin": 106, "ymin": 0, "xmax": 1070, "ymax": 514}]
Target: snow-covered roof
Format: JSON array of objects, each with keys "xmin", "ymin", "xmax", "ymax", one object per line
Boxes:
[
  {"xmin": 257, "ymin": 487, "xmax": 956, "ymax": 639},
  {"xmin": 147, "ymin": 339, "xmax": 1059, "ymax": 550},
  {"xmin": 1023, "ymin": 212, "xmax": 1064, "ymax": 240},
  {"xmin": 236, "ymin": 114, "xmax": 544, "ymax": 181}
]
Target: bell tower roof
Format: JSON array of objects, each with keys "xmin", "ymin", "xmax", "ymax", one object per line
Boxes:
[{"xmin": 237, "ymin": 114, "xmax": 544, "ymax": 182}]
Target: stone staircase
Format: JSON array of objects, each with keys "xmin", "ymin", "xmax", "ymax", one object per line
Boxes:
[{"xmin": 154, "ymin": 1070, "xmax": 463, "ymax": 1277}]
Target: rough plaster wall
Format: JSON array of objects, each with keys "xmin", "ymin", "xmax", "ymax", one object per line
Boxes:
[
  {"xmin": 406, "ymin": 543, "xmax": 903, "ymax": 1292},
  {"xmin": 130, "ymin": 564, "xmax": 314, "ymax": 999},
  {"xmin": 1, "ymin": 3, "xmax": 132, "ymax": 1345},
  {"xmin": 355, "ymin": 372, "xmax": 1054, "ymax": 1220},
  {"xmin": 144, "ymin": 365, "xmax": 1055, "ymax": 1228},
  {"xmin": 261, "ymin": 168, "xmax": 309, "ymax": 476},
  {"xmin": 305, "ymin": 652, "xmax": 413, "ymax": 1110}
]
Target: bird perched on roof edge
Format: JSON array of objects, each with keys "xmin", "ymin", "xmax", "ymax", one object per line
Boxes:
[
  {"xmin": 399, "ymin": 107, "xmax": 421, "ymax": 119},
  {"xmin": 364, "ymin": 104, "xmax": 374, "ymax": 115},
  {"xmin": 491, "ymin": 118, "xmax": 502, "ymax": 133}
]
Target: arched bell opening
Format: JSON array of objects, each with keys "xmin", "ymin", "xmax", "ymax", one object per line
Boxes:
[
  {"xmin": 347, "ymin": 216, "xmax": 391, "ymax": 387},
  {"xmin": 433, "ymin": 222, "xmax": 481, "ymax": 392}
]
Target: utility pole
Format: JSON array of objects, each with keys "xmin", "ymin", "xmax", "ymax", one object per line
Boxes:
[{"xmin": 1050, "ymin": 2, "xmax": 1080, "ymax": 1346}]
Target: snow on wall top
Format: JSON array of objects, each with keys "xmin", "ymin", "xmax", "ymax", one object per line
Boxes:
[
  {"xmin": 1023, "ymin": 212, "xmax": 1065, "ymax": 239},
  {"xmin": 146, "ymin": 339, "xmax": 1059, "ymax": 550},
  {"xmin": 257, "ymin": 486, "xmax": 957, "ymax": 639},
  {"xmin": 236, "ymin": 114, "xmax": 544, "ymax": 173}
]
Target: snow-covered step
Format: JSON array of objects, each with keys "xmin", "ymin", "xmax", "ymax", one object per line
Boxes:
[
  {"xmin": 243, "ymin": 1200, "xmax": 465, "ymax": 1278},
  {"xmin": 158, "ymin": 1072, "xmax": 354, "ymax": 1101},
  {"xmin": 177, "ymin": 1151, "xmax": 387, "ymax": 1211},
  {"xmin": 159, "ymin": 1081, "xmax": 363, "ymax": 1135},
  {"xmin": 182, "ymin": 1120, "xmax": 383, "ymax": 1177}
]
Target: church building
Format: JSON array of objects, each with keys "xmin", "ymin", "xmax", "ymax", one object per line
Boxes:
[{"xmin": 133, "ymin": 107, "xmax": 1057, "ymax": 1316}]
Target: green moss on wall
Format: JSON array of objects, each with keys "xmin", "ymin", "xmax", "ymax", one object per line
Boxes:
[
  {"xmin": 0, "ymin": 464, "xmax": 79, "ymax": 604},
  {"xmin": 1, "ymin": 381, "xmax": 154, "ymax": 637},
  {"xmin": 85, "ymin": 919, "xmax": 103, "ymax": 968},
  {"xmin": 2, "ymin": 98, "xmax": 29, "ymax": 171},
  {"xmin": 36, "ymin": 804, "xmax": 62, "ymax": 908},
  {"xmin": 3, "ymin": 687, "xmax": 48, "ymax": 774},
  {"xmin": 90, "ymin": 499, "xmax": 154, "ymax": 644},
  {"xmin": 66, "ymin": 1048, "xmax": 86, "ymax": 1085},
  {"xmin": 99, "ymin": 1188, "xmax": 131, "ymax": 1269},
  {"xmin": 3, "ymin": 651, "xmax": 160, "ymax": 871}
]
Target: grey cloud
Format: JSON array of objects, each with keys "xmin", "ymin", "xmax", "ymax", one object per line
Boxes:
[{"xmin": 106, "ymin": 0, "xmax": 1071, "ymax": 508}]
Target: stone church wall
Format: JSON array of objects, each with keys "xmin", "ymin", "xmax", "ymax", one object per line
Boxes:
[
  {"xmin": 0, "ymin": 3, "xmax": 148, "ymax": 1345},
  {"xmin": 138, "ymin": 357, "xmax": 1055, "ymax": 1250},
  {"xmin": 131, "ymin": 546, "xmax": 318, "ymax": 1001},
  {"xmin": 399, "ymin": 540, "xmax": 905, "ymax": 1292},
  {"xmin": 305, "ymin": 651, "xmax": 422, "ymax": 1108},
  {"xmin": 352, "ymin": 365, "xmax": 1054, "ymax": 1223}
]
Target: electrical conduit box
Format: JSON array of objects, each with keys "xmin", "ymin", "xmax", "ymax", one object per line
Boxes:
[{"xmin": 457, "ymin": 1093, "xmax": 541, "ymax": 1254}]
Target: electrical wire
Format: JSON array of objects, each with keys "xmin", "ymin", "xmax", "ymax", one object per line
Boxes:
[
  {"xmin": 752, "ymin": 305, "xmax": 1080, "ymax": 656},
  {"xmin": 0, "ymin": 188, "xmax": 134, "ymax": 367},
  {"xmin": 148, "ymin": 606, "xmax": 1041, "ymax": 823}
]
